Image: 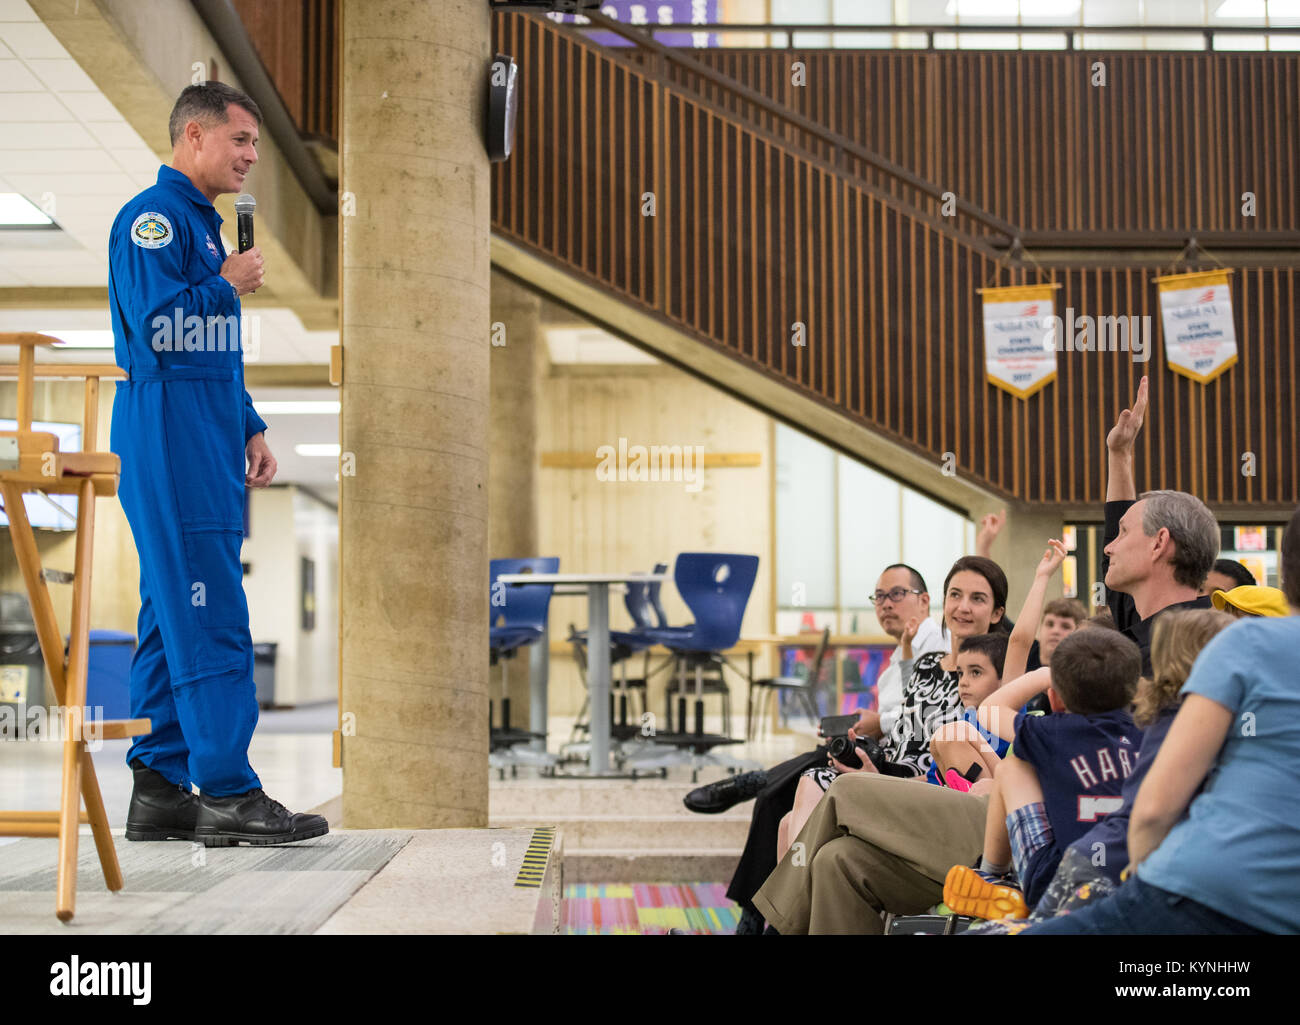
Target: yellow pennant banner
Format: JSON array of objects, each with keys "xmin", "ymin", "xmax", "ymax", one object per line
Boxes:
[
  {"xmin": 978, "ymin": 283, "xmax": 1060, "ymax": 399},
  {"xmin": 1153, "ymin": 269, "xmax": 1238, "ymax": 384}
]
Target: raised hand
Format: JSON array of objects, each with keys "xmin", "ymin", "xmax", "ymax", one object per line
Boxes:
[
  {"xmin": 976, "ymin": 508, "xmax": 1007, "ymax": 557},
  {"xmin": 1106, "ymin": 375, "xmax": 1149, "ymax": 455},
  {"xmin": 1035, "ymin": 538, "xmax": 1069, "ymax": 579},
  {"xmin": 900, "ymin": 616, "xmax": 921, "ymax": 660}
]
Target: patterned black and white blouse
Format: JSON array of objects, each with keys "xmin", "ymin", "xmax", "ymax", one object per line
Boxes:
[
  {"xmin": 803, "ymin": 648, "xmax": 963, "ymax": 791},
  {"xmin": 887, "ymin": 650, "xmax": 963, "ymax": 778}
]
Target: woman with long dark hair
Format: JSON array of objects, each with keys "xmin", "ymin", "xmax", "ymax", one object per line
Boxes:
[{"xmin": 777, "ymin": 556, "xmax": 1010, "ymax": 860}]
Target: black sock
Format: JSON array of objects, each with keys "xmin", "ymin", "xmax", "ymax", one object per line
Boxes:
[{"xmin": 734, "ymin": 905, "xmax": 765, "ymax": 935}]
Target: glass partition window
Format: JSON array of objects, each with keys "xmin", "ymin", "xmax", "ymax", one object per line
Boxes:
[
  {"xmin": 775, "ymin": 423, "xmax": 974, "ymax": 636},
  {"xmin": 774, "ymin": 425, "xmax": 837, "ymax": 612},
  {"xmin": 751, "ymin": 0, "xmax": 1300, "ymax": 49}
]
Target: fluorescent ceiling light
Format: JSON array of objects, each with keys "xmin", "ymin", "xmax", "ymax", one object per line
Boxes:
[
  {"xmin": 1217, "ymin": 0, "xmax": 1300, "ymax": 15},
  {"xmin": 0, "ymin": 193, "xmax": 54, "ymax": 227},
  {"xmin": 294, "ymin": 443, "xmax": 341, "ymax": 457},
  {"xmin": 253, "ymin": 401, "xmax": 341, "ymax": 415},
  {"xmin": 39, "ymin": 330, "xmax": 115, "ymax": 349},
  {"xmin": 945, "ymin": 0, "xmax": 1080, "ymax": 15}
]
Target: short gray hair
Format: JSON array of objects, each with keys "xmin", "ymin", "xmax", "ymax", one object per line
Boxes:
[
  {"xmin": 1138, "ymin": 490, "xmax": 1219, "ymax": 590},
  {"xmin": 169, "ymin": 82, "xmax": 262, "ymax": 147}
]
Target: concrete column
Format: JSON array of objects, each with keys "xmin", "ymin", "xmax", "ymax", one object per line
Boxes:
[
  {"xmin": 972, "ymin": 500, "xmax": 1066, "ymax": 621},
  {"xmin": 339, "ymin": 0, "xmax": 491, "ymax": 828},
  {"xmin": 489, "ymin": 272, "xmax": 543, "ymax": 730},
  {"xmin": 489, "ymin": 272, "xmax": 541, "ymax": 561}
]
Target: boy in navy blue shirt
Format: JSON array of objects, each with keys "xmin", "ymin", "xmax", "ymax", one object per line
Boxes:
[{"xmin": 942, "ymin": 628, "xmax": 1144, "ymax": 920}]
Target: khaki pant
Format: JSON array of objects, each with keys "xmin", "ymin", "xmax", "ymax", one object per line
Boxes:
[{"xmin": 752, "ymin": 772, "xmax": 989, "ymax": 934}]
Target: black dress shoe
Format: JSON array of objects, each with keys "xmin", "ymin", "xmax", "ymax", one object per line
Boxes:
[
  {"xmin": 683, "ymin": 769, "xmax": 769, "ymax": 814},
  {"xmin": 125, "ymin": 758, "xmax": 200, "ymax": 841},
  {"xmin": 194, "ymin": 788, "xmax": 329, "ymax": 847}
]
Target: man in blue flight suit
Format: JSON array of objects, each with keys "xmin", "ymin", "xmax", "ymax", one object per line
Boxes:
[{"xmin": 109, "ymin": 82, "xmax": 327, "ymax": 846}]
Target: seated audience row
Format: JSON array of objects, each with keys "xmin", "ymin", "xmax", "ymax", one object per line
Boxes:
[{"xmin": 743, "ymin": 375, "xmax": 1299, "ymax": 935}]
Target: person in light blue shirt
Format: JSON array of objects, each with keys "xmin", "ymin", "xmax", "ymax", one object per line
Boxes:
[{"xmin": 1024, "ymin": 505, "xmax": 1300, "ymax": 935}]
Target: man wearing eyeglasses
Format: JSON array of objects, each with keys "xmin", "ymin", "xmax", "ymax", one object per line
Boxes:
[
  {"xmin": 865, "ymin": 567, "xmax": 948, "ymax": 741},
  {"xmin": 685, "ymin": 563, "xmax": 948, "ymax": 934}
]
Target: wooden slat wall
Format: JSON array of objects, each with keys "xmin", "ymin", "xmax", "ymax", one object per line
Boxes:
[
  {"xmin": 637, "ymin": 48, "xmax": 1300, "ymax": 234},
  {"xmin": 491, "ymin": 13, "xmax": 1298, "ymax": 509},
  {"xmin": 231, "ymin": 0, "xmax": 337, "ymax": 141}
]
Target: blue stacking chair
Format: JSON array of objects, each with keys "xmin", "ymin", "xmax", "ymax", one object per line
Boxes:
[
  {"xmin": 645, "ymin": 570, "xmax": 672, "ymax": 630},
  {"xmin": 633, "ymin": 553, "xmax": 760, "ymax": 779},
  {"xmin": 489, "ymin": 557, "xmax": 559, "ymax": 750},
  {"xmin": 566, "ymin": 563, "xmax": 667, "ymax": 746}
]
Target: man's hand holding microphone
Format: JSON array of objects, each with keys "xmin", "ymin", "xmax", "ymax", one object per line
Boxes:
[
  {"xmin": 220, "ymin": 246, "xmax": 263, "ymax": 296},
  {"xmin": 221, "ymin": 193, "xmax": 262, "ymax": 296}
]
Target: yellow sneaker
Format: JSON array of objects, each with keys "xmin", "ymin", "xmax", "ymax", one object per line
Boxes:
[{"xmin": 943, "ymin": 864, "xmax": 1029, "ymax": 921}]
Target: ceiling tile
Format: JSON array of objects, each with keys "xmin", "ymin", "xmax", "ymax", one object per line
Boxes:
[
  {"xmin": 0, "ymin": 308, "xmax": 111, "ymax": 330},
  {"xmin": 57, "ymin": 90, "xmax": 122, "ymax": 123},
  {"xmin": 0, "ymin": 147, "xmax": 120, "ymax": 174},
  {"xmin": 0, "ymin": 56, "xmax": 41, "ymax": 89},
  {"xmin": 13, "ymin": 264, "xmax": 106, "ymax": 286},
  {"xmin": 25, "ymin": 57, "xmax": 96, "ymax": 92},
  {"xmin": 0, "ymin": 0, "xmax": 38, "ymax": 22},
  {"xmin": 0, "ymin": 90, "xmax": 72, "ymax": 120},
  {"xmin": 5, "ymin": 170, "xmax": 140, "ymax": 196},
  {"xmin": 0, "ymin": 21, "xmax": 68, "ymax": 60},
  {"xmin": 0, "ymin": 120, "xmax": 97, "ymax": 148},
  {"xmin": 25, "ymin": 188, "xmax": 125, "ymax": 214},
  {"xmin": 112, "ymin": 149, "xmax": 162, "ymax": 176},
  {"xmin": 0, "ymin": 247, "xmax": 102, "ymax": 268},
  {"xmin": 85, "ymin": 120, "xmax": 150, "ymax": 150},
  {"xmin": 63, "ymin": 217, "xmax": 116, "ymax": 244}
]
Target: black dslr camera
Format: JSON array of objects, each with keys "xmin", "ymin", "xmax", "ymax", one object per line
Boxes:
[{"xmin": 820, "ymin": 714, "xmax": 887, "ymax": 772}]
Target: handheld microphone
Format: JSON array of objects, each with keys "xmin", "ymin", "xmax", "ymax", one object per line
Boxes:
[{"xmin": 234, "ymin": 194, "xmax": 256, "ymax": 253}]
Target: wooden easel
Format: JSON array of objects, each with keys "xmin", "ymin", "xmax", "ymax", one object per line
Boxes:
[{"xmin": 0, "ymin": 333, "xmax": 150, "ymax": 922}]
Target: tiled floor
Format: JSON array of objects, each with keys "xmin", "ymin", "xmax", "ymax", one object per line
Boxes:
[
  {"xmin": 561, "ymin": 882, "xmax": 740, "ymax": 934},
  {"xmin": 1, "ymin": 702, "xmax": 812, "ymax": 934}
]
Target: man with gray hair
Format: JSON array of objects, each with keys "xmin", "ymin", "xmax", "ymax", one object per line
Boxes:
[
  {"xmin": 1102, "ymin": 376, "xmax": 1217, "ymax": 674},
  {"xmin": 748, "ymin": 376, "xmax": 1217, "ymax": 934}
]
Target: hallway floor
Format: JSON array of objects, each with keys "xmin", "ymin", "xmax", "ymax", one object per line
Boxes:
[{"xmin": 0, "ymin": 702, "xmax": 813, "ymax": 933}]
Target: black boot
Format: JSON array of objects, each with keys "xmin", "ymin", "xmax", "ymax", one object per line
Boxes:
[
  {"xmin": 125, "ymin": 758, "xmax": 201, "ymax": 842},
  {"xmin": 683, "ymin": 769, "xmax": 769, "ymax": 814},
  {"xmin": 194, "ymin": 788, "xmax": 329, "ymax": 847}
]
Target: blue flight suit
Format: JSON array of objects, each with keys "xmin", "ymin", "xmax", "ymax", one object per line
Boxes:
[{"xmin": 108, "ymin": 165, "xmax": 267, "ymax": 796}]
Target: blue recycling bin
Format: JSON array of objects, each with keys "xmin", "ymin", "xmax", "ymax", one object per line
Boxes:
[{"xmin": 83, "ymin": 630, "xmax": 136, "ymax": 720}]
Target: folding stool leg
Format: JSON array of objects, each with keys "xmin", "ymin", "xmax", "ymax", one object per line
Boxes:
[
  {"xmin": 2, "ymin": 480, "xmax": 121, "ymax": 920},
  {"xmin": 79, "ymin": 748, "xmax": 122, "ymax": 891},
  {"xmin": 56, "ymin": 478, "xmax": 97, "ymax": 921}
]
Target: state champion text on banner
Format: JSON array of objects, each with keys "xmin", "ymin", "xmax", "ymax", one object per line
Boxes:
[
  {"xmin": 1153, "ymin": 269, "xmax": 1238, "ymax": 384},
  {"xmin": 977, "ymin": 283, "xmax": 1061, "ymax": 399}
]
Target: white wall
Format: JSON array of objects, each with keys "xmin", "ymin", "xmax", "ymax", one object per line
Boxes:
[
  {"xmin": 242, "ymin": 486, "xmax": 337, "ymax": 707},
  {"xmin": 293, "ymin": 490, "xmax": 338, "ymax": 706}
]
